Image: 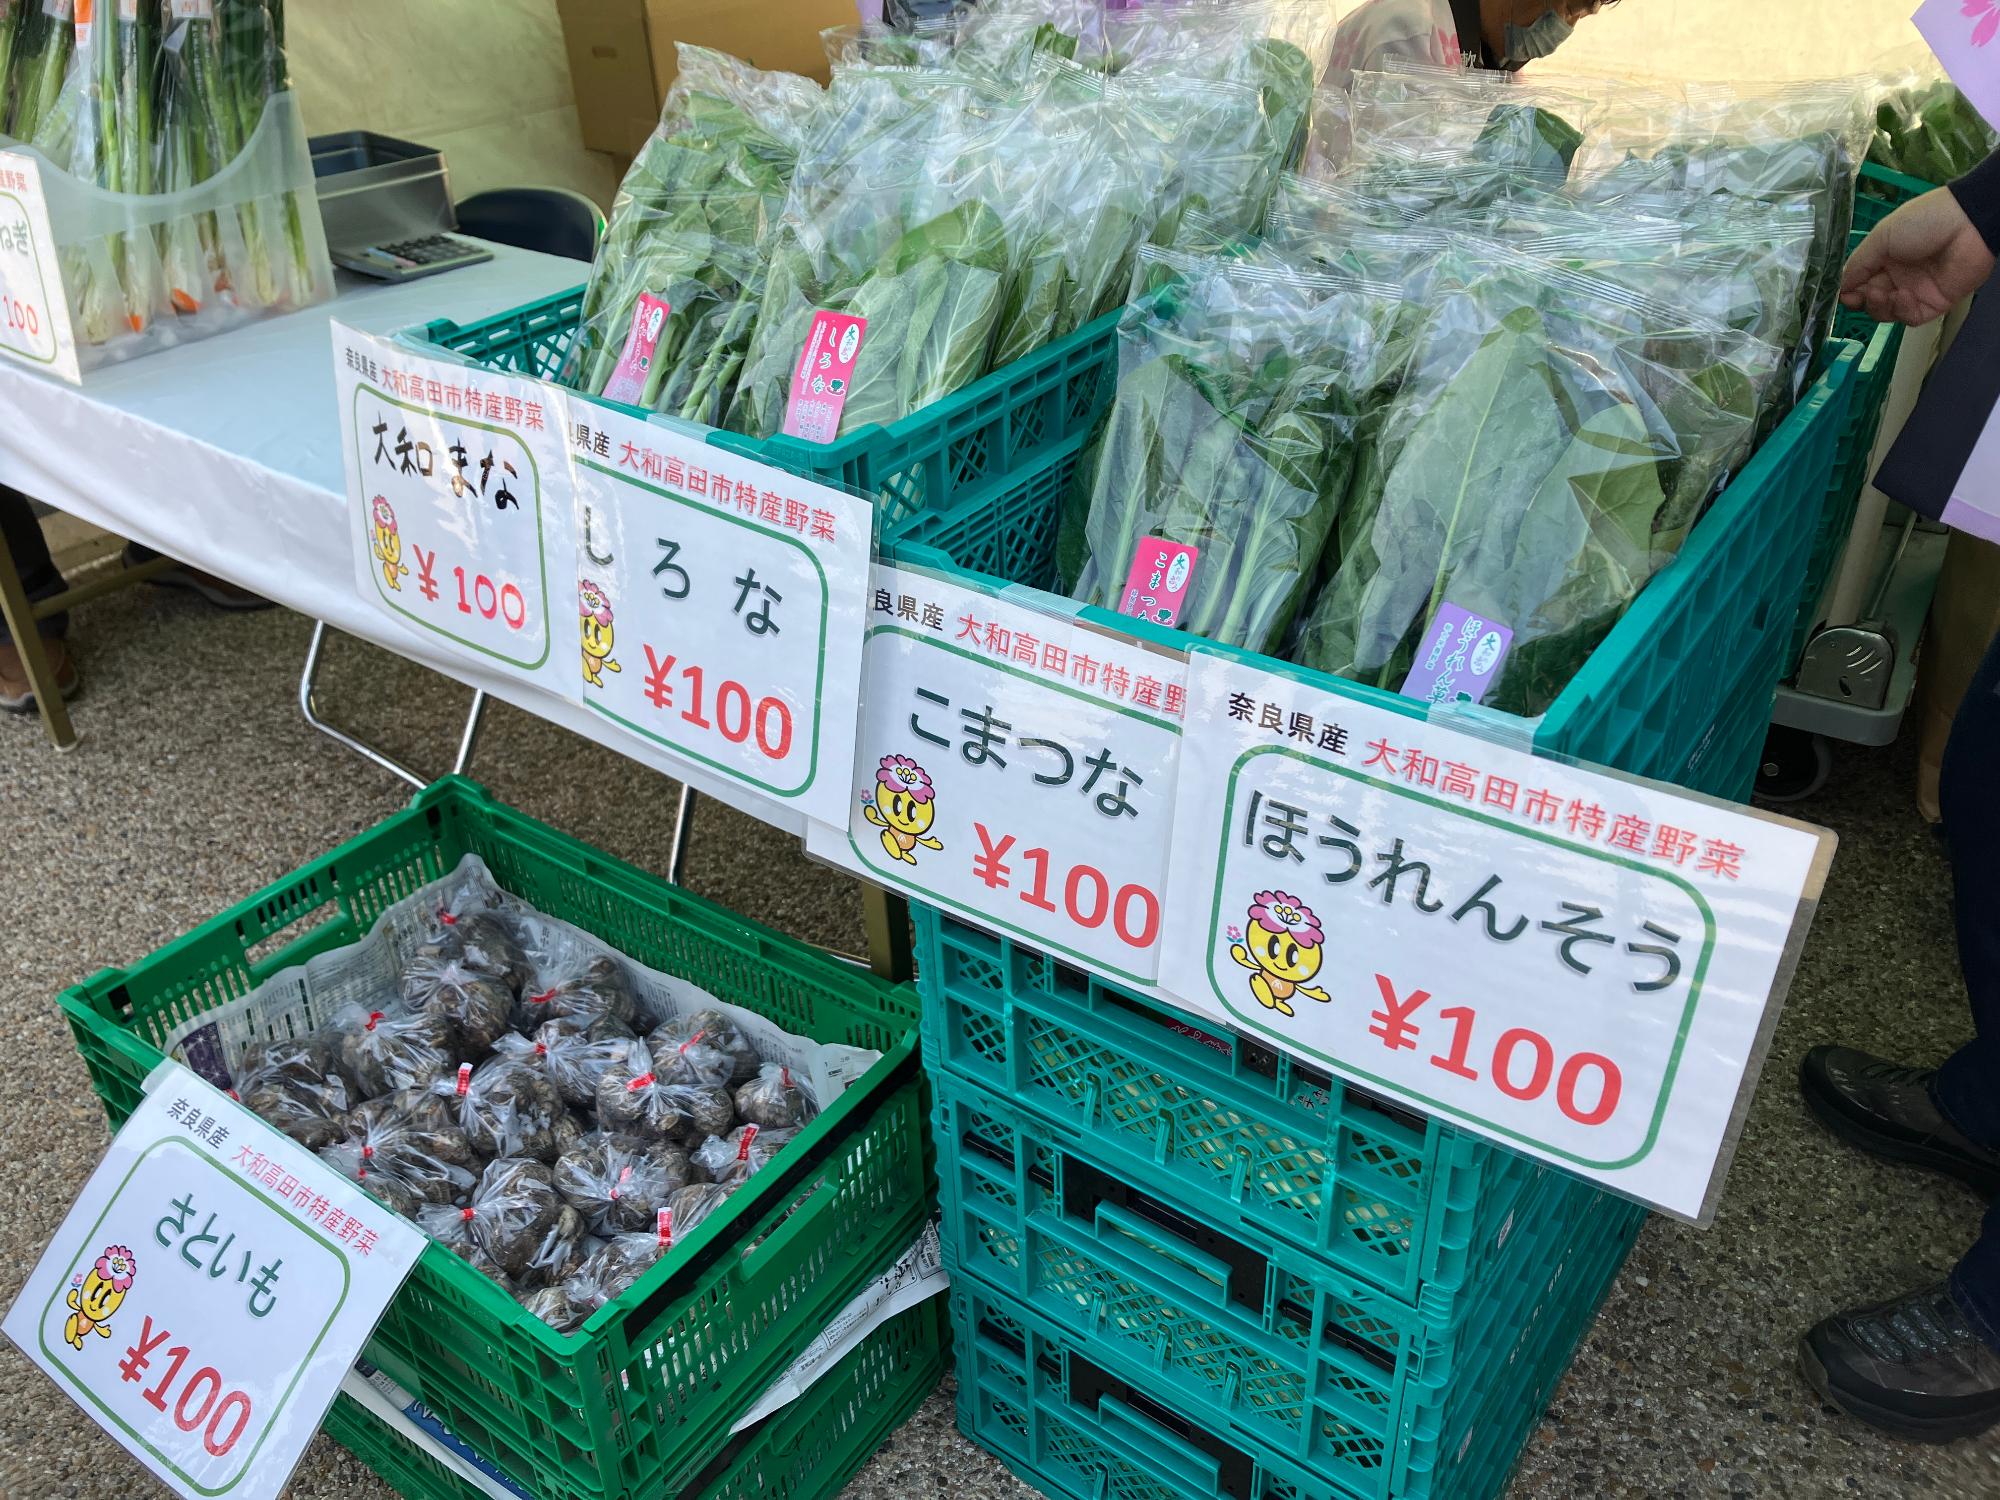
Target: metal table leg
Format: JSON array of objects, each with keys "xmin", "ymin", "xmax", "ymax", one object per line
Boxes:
[
  {"xmin": 667, "ymin": 784, "xmax": 696, "ymax": 885},
  {"xmin": 299, "ymin": 620, "xmax": 487, "ymax": 789}
]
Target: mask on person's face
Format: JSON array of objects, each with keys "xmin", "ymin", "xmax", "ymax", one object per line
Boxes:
[{"xmin": 1502, "ymin": 8, "xmax": 1573, "ymax": 62}]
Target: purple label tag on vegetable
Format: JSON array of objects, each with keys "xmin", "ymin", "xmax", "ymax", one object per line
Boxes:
[
  {"xmin": 1117, "ymin": 538, "xmax": 1199, "ymax": 628},
  {"xmin": 1399, "ymin": 602, "xmax": 1513, "ymax": 706},
  {"xmin": 601, "ymin": 293, "xmax": 671, "ymax": 405}
]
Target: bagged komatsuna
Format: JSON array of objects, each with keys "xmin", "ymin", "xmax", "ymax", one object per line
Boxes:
[
  {"xmin": 1293, "ymin": 242, "xmax": 1785, "ymax": 717},
  {"xmin": 1056, "ymin": 244, "xmax": 1409, "ymax": 654},
  {"xmin": 233, "ymin": 1034, "xmax": 354, "ymax": 1150},
  {"xmin": 509, "ymin": 917, "xmax": 639, "ymax": 1034},
  {"xmin": 565, "ymin": 46, "xmax": 822, "ymax": 425},
  {"xmin": 328, "ymin": 1002, "xmax": 459, "ymax": 1099}
]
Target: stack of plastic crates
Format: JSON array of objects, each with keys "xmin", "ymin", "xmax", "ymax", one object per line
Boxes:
[
  {"xmin": 60, "ymin": 778, "xmax": 948, "ymax": 1500},
  {"xmin": 918, "ymin": 924, "xmax": 1647, "ymax": 1500}
]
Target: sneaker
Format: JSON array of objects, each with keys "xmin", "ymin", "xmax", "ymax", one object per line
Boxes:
[
  {"xmin": 1801, "ymin": 1282, "xmax": 2000, "ymax": 1443},
  {"xmin": 1799, "ymin": 1045, "xmax": 2000, "ymax": 1196},
  {"xmin": 0, "ymin": 637, "xmax": 81, "ymax": 713},
  {"xmin": 124, "ymin": 543, "xmax": 273, "ymax": 611}
]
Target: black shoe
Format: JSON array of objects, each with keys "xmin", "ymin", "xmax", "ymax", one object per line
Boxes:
[
  {"xmin": 1801, "ymin": 1282, "xmax": 2000, "ymax": 1442},
  {"xmin": 1799, "ymin": 1046, "xmax": 2000, "ymax": 1196}
]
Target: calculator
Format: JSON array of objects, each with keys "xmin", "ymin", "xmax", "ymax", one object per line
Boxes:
[{"xmin": 332, "ymin": 233, "xmax": 493, "ymax": 282}]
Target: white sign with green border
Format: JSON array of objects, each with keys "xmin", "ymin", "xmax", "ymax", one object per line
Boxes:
[
  {"xmin": 807, "ymin": 562, "xmax": 1188, "ymax": 986},
  {"xmin": 569, "ymin": 400, "xmax": 871, "ymax": 830},
  {"xmin": 335, "ymin": 324, "xmax": 577, "ymax": 698},
  {"xmin": 0, "ymin": 150, "xmax": 80, "ymax": 383},
  {"xmin": 4, "ymin": 1064, "xmax": 424, "ymax": 1500},
  {"xmin": 1158, "ymin": 652, "xmax": 1834, "ymax": 1222}
]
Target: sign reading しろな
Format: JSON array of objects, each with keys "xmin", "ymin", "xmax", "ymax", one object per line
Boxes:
[
  {"xmin": 334, "ymin": 324, "xmax": 577, "ymax": 698},
  {"xmin": 567, "ymin": 403, "xmax": 871, "ymax": 829},
  {"xmin": 1158, "ymin": 653, "xmax": 1833, "ymax": 1220},
  {"xmin": 4, "ymin": 1065, "xmax": 424, "ymax": 1500}
]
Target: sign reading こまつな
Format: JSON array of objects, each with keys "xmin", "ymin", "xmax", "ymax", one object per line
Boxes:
[
  {"xmin": 335, "ymin": 324, "xmax": 577, "ymax": 698},
  {"xmin": 3, "ymin": 1065, "xmax": 424, "ymax": 1499},
  {"xmin": 1158, "ymin": 653, "xmax": 1833, "ymax": 1221}
]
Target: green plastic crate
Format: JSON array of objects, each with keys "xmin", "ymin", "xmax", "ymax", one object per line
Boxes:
[
  {"xmin": 409, "ymin": 288, "xmax": 1118, "ymax": 542},
  {"xmin": 323, "ymin": 1294, "xmax": 950, "ymax": 1500},
  {"xmin": 1854, "ymin": 160, "xmax": 1933, "ymax": 234},
  {"xmin": 930, "ymin": 1065, "xmax": 1578, "ymax": 1500},
  {"xmin": 915, "ymin": 923, "xmax": 1545, "ymax": 1309},
  {"xmin": 950, "ymin": 1175, "xmax": 1642, "ymax": 1500},
  {"xmin": 58, "ymin": 777, "xmax": 934, "ymax": 1500}
]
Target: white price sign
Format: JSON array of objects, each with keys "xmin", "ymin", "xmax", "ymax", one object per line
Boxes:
[
  {"xmin": 569, "ymin": 405, "xmax": 870, "ymax": 827},
  {"xmin": 4, "ymin": 1065, "xmax": 425, "ymax": 1499},
  {"xmin": 0, "ymin": 151, "xmax": 79, "ymax": 383},
  {"xmin": 807, "ymin": 564, "xmax": 1185, "ymax": 985},
  {"xmin": 1158, "ymin": 654, "xmax": 1833, "ymax": 1220},
  {"xmin": 334, "ymin": 325, "xmax": 577, "ymax": 696}
]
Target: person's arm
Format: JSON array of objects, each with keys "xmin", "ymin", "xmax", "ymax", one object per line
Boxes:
[{"xmin": 1841, "ymin": 150, "xmax": 2000, "ymax": 327}]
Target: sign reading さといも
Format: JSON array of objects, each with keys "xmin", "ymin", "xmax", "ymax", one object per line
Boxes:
[{"xmin": 4, "ymin": 1065, "xmax": 424, "ymax": 1500}]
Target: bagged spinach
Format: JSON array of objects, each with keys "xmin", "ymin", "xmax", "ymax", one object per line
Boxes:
[
  {"xmin": 1294, "ymin": 245, "xmax": 1783, "ymax": 716},
  {"xmin": 1056, "ymin": 245, "xmax": 1407, "ymax": 654},
  {"xmin": 1870, "ymin": 74, "xmax": 1996, "ymax": 185}
]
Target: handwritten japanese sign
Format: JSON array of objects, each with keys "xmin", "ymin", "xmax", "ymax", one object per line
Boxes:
[
  {"xmin": 4, "ymin": 1064, "xmax": 424, "ymax": 1500},
  {"xmin": 807, "ymin": 563, "xmax": 1187, "ymax": 985},
  {"xmin": 569, "ymin": 403, "xmax": 871, "ymax": 827},
  {"xmin": 1158, "ymin": 654, "xmax": 1833, "ymax": 1220},
  {"xmin": 0, "ymin": 151, "xmax": 79, "ymax": 382},
  {"xmin": 334, "ymin": 324, "xmax": 576, "ymax": 696}
]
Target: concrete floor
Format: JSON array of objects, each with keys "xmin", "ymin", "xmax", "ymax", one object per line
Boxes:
[{"xmin": 1, "ymin": 580, "xmax": 1997, "ymax": 1500}]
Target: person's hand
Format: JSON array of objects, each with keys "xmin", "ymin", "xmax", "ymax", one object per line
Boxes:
[{"xmin": 1840, "ymin": 187, "xmax": 1996, "ymax": 326}]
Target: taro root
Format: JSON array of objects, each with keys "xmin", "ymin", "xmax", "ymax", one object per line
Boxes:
[
  {"xmin": 520, "ymin": 1282, "xmax": 589, "ymax": 1334},
  {"xmin": 734, "ymin": 1063, "xmax": 814, "ymax": 1130},
  {"xmin": 691, "ymin": 1124, "xmax": 798, "ymax": 1186},
  {"xmin": 513, "ymin": 920, "xmax": 639, "ymax": 1034},
  {"xmin": 329, "ymin": 1091, "xmax": 479, "ymax": 1206},
  {"xmin": 646, "ymin": 1020, "xmax": 736, "ymax": 1091},
  {"xmin": 401, "ymin": 954, "xmax": 515, "ymax": 1056},
  {"xmin": 568, "ymin": 1230, "xmax": 670, "ymax": 1312},
  {"xmin": 442, "ymin": 1056, "xmax": 568, "ymax": 1163},
  {"xmin": 237, "ymin": 1035, "xmax": 353, "ymax": 1150},
  {"xmin": 414, "ymin": 878, "xmax": 527, "ymax": 990},
  {"xmin": 417, "ymin": 1199, "xmax": 516, "ymax": 1290},
  {"xmin": 553, "ymin": 1132, "xmax": 692, "ymax": 1236},
  {"xmin": 679, "ymin": 1085, "xmax": 736, "ymax": 1140},
  {"xmin": 495, "ymin": 1022, "xmax": 633, "ymax": 1111},
  {"xmin": 595, "ymin": 1039, "xmax": 691, "ymax": 1136},
  {"xmin": 680, "ymin": 1007, "xmax": 762, "ymax": 1084},
  {"xmin": 459, "ymin": 1158, "xmax": 589, "ymax": 1287},
  {"xmin": 665, "ymin": 1181, "xmax": 734, "ymax": 1240},
  {"xmin": 331, "ymin": 1003, "xmax": 457, "ymax": 1099}
]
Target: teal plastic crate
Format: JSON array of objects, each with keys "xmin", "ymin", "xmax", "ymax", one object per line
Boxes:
[
  {"xmin": 1854, "ymin": 160, "xmax": 1933, "ymax": 234},
  {"xmin": 915, "ymin": 913, "xmax": 1548, "ymax": 1307},
  {"xmin": 931, "ymin": 1065, "xmax": 1570, "ymax": 1499},
  {"xmin": 409, "ymin": 287, "xmax": 1118, "ymax": 541},
  {"xmin": 951, "ymin": 1180, "xmax": 1643, "ymax": 1500}
]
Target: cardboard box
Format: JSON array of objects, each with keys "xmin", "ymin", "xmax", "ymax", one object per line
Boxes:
[{"xmin": 558, "ymin": 0, "xmax": 851, "ymax": 158}]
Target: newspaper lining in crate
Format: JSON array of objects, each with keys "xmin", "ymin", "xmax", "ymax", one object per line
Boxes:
[{"xmin": 158, "ymin": 852, "xmax": 880, "ymax": 1116}]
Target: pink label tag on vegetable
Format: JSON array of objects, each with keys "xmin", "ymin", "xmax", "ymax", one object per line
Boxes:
[
  {"xmin": 1399, "ymin": 602, "xmax": 1513, "ymax": 706},
  {"xmin": 737, "ymin": 1124, "xmax": 759, "ymax": 1161},
  {"xmin": 455, "ymin": 1062, "xmax": 472, "ymax": 1096},
  {"xmin": 601, "ymin": 293, "xmax": 672, "ymax": 406},
  {"xmin": 657, "ymin": 1207, "xmax": 673, "ymax": 1246},
  {"xmin": 1117, "ymin": 538, "xmax": 1199, "ymax": 628},
  {"xmin": 781, "ymin": 311, "xmax": 867, "ymax": 444}
]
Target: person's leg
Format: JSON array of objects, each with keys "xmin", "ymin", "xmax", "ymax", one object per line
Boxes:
[
  {"xmin": 0, "ymin": 484, "xmax": 68, "ymax": 644},
  {"xmin": 1932, "ymin": 625, "xmax": 2000, "ymax": 1140}
]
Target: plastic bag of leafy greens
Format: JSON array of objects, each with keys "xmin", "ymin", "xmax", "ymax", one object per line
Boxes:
[
  {"xmin": 986, "ymin": 58, "xmax": 1182, "ymax": 367},
  {"xmin": 730, "ymin": 68, "xmax": 1041, "ymax": 440},
  {"xmin": 1056, "ymin": 245, "xmax": 1407, "ymax": 655},
  {"xmin": 1114, "ymin": 73, "xmax": 1282, "ymax": 244},
  {"xmin": 1871, "ymin": 74, "xmax": 1997, "ymax": 183},
  {"xmin": 1294, "ymin": 243, "xmax": 1782, "ymax": 716},
  {"xmin": 1345, "ymin": 62, "xmax": 1600, "ymax": 183},
  {"xmin": 567, "ymin": 47, "xmax": 821, "ymax": 418},
  {"xmin": 1672, "ymin": 79, "xmax": 1873, "ymax": 396},
  {"xmin": 1298, "ymin": 85, "xmax": 1353, "ymax": 181},
  {"xmin": 821, "ymin": 16, "xmax": 964, "ymax": 68}
]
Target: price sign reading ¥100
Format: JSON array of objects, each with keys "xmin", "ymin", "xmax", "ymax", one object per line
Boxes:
[
  {"xmin": 566, "ymin": 403, "xmax": 870, "ymax": 829},
  {"xmin": 806, "ymin": 564, "xmax": 1186, "ymax": 986},
  {"xmin": 333, "ymin": 324, "xmax": 578, "ymax": 699},
  {"xmin": 3, "ymin": 1065, "xmax": 424, "ymax": 1500},
  {"xmin": 1156, "ymin": 653, "xmax": 1834, "ymax": 1222},
  {"xmin": 0, "ymin": 151, "xmax": 80, "ymax": 382}
]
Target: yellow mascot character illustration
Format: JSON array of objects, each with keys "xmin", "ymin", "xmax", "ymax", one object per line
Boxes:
[
  {"xmin": 862, "ymin": 754, "xmax": 943, "ymax": 866},
  {"xmin": 1227, "ymin": 892, "xmax": 1331, "ymax": 1018},
  {"xmin": 371, "ymin": 496, "xmax": 408, "ymax": 592},
  {"xmin": 580, "ymin": 579, "xmax": 622, "ymax": 689},
  {"xmin": 63, "ymin": 1245, "xmax": 135, "ymax": 1352}
]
